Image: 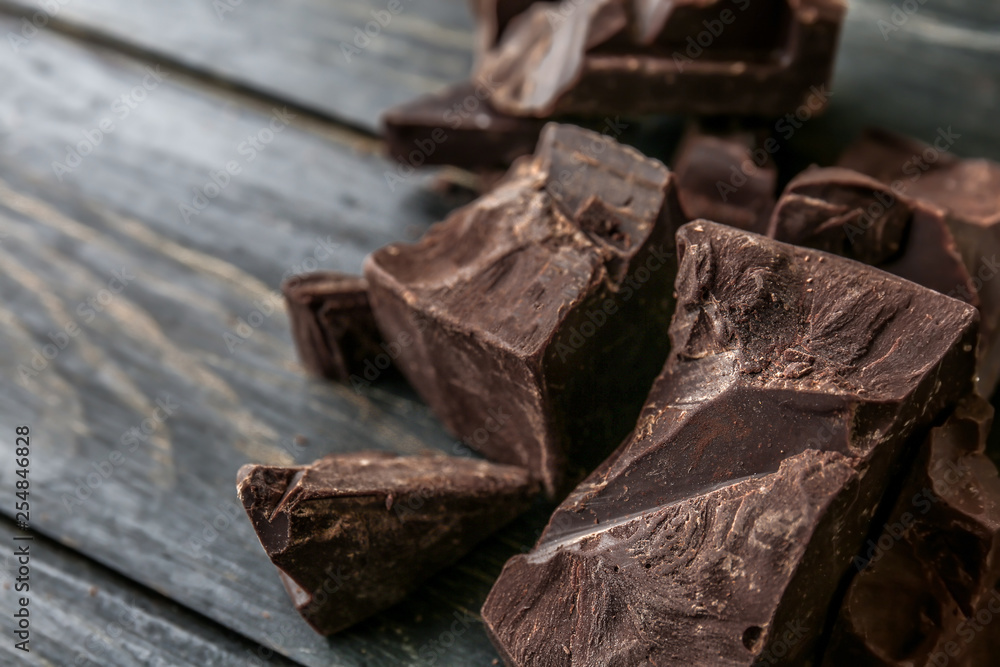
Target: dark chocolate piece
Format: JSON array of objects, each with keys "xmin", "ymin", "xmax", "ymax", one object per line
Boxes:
[
  {"xmin": 281, "ymin": 272, "xmax": 388, "ymax": 382},
  {"xmin": 381, "ymin": 81, "xmax": 545, "ymax": 172},
  {"xmin": 482, "ymin": 221, "xmax": 978, "ymax": 666},
  {"xmin": 365, "ymin": 123, "xmax": 683, "ymax": 497},
  {"xmin": 768, "ymin": 166, "xmax": 910, "ymax": 264},
  {"xmin": 237, "ymin": 451, "xmax": 537, "ymax": 635},
  {"xmin": 673, "ymin": 123, "xmax": 777, "ymax": 233},
  {"xmin": 824, "ymin": 395, "xmax": 1000, "ymax": 666},
  {"xmin": 838, "ymin": 128, "xmax": 1000, "ymax": 393},
  {"xmin": 477, "ymin": 0, "xmax": 846, "ymax": 117},
  {"xmin": 767, "ymin": 166, "xmax": 977, "ymax": 305}
]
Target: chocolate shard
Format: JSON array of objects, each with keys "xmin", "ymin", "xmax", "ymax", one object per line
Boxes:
[
  {"xmin": 364, "ymin": 123, "xmax": 683, "ymax": 497},
  {"xmin": 767, "ymin": 166, "xmax": 910, "ymax": 265},
  {"xmin": 237, "ymin": 451, "xmax": 537, "ymax": 635},
  {"xmin": 838, "ymin": 128, "xmax": 1000, "ymax": 392},
  {"xmin": 766, "ymin": 166, "xmax": 977, "ymax": 307},
  {"xmin": 381, "ymin": 81, "xmax": 545, "ymax": 172},
  {"xmin": 824, "ymin": 395, "xmax": 1000, "ymax": 666},
  {"xmin": 482, "ymin": 221, "xmax": 978, "ymax": 666},
  {"xmin": 673, "ymin": 123, "xmax": 777, "ymax": 234},
  {"xmin": 281, "ymin": 272, "xmax": 391, "ymax": 383},
  {"xmin": 477, "ymin": 0, "xmax": 846, "ymax": 118}
]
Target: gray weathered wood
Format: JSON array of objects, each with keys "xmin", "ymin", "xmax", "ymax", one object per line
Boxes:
[
  {"xmin": 0, "ymin": 518, "xmax": 302, "ymax": 667},
  {"xmin": 0, "ymin": 16, "xmax": 543, "ymax": 666},
  {"xmin": 1, "ymin": 0, "xmax": 998, "ymax": 159},
  {"xmin": 0, "ymin": 0, "xmax": 476, "ymax": 133},
  {"xmin": 0, "ymin": 1, "xmax": 999, "ymax": 665},
  {"xmin": 795, "ymin": 0, "xmax": 1000, "ymax": 163}
]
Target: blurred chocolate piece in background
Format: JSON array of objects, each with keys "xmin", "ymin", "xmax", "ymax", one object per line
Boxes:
[{"xmin": 673, "ymin": 121, "xmax": 777, "ymax": 233}]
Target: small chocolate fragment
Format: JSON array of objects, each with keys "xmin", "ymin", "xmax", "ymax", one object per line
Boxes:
[
  {"xmin": 838, "ymin": 129, "xmax": 1000, "ymax": 392},
  {"xmin": 382, "ymin": 81, "xmax": 545, "ymax": 172},
  {"xmin": 482, "ymin": 222, "xmax": 978, "ymax": 666},
  {"xmin": 768, "ymin": 166, "xmax": 910, "ymax": 264},
  {"xmin": 767, "ymin": 166, "xmax": 977, "ymax": 304},
  {"xmin": 673, "ymin": 123, "xmax": 777, "ymax": 233},
  {"xmin": 281, "ymin": 272, "xmax": 387, "ymax": 382},
  {"xmin": 365, "ymin": 123, "xmax": 683, "ymax": 497},
  {"xmin": 824, "ymin": 395, "xmax": 1000, "ymax": 666},
  {"xmin": 237, "ymin": 451, "xmax": 537, "ymax": 635},
  {"xmin": 477, "ymin": 0, "xmax": 846, "ymax": 117}
]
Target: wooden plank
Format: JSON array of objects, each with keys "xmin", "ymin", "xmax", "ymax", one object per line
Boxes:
[
  {"xmin": 1, "ymin": 0, "xmax": 999, "ymax": 151},
  {"xmin": 791, "ymin": 0, "xmax": 1000, "ymax": 164},
  {"xmin": 0, "ymin": 518, "xmax": 301, "ymax": 667},
  {"xmin": 0, "ymin": 0, "xmax": 476, "ymax": 133},
  {"xmin": 0, "ymin": 3, "xmax": 998, "ymax": 666},
  {"xmin": 0, "ymin": 17, "xmax": 539, "ymax": 666}
]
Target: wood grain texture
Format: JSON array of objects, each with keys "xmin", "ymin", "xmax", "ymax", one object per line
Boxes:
[
  {"xmin": 0, "ymin": 16, "xmax": 545, "ymax": 666},
  {"xmin": 0, "ymin": 0, "xmax": 476, "ymax": 133},
  {"xmin": 1, "ymin": 0, "xmax": 998, "ymax": 155},
  {"xmin": 0, "ymin": 518, "xmax": 302, "ymax": 667},
  {"xmin": 793, "ymin": 0, "xmax": 1000, "ymax": 163},
  {"xmin": 0, "ymin": 1, "xmax": 998, "ymax": 665}
]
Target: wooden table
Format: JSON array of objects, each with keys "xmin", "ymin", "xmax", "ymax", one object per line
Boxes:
[{"xmin": 0, "ymin": 1, "xmax": 997, "ymax": 664}]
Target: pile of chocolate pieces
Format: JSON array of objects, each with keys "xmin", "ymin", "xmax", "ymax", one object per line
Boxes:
[{"xmin": 236, "ymin": 1, "xmax": 1000, "ymax": 665}]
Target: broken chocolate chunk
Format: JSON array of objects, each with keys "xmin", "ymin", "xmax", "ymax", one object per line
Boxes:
[
  {"xmin": 838, "ymin": 128, "xmax": 1000, "ymax": 393},
  {"xmin": 766, "ymin": 166, "xmax": 977, "ymax": 309},
  {"xmin": 382, "ymin": 81, "xmax": 546, "ymax": 172},
  {"xmin": 476, "ymin": 0, "xmax": 846, "ymax": 118},
  {"xmin": 482, "ymin": 221, "xmax": 978, "ymax": 666},
  {"xmin": 237, "ymin": 451, "xmax": 537, "ymax": 635},
  {"xmin": 824, "ymin": 395, "xmax": 1000, "ymax": 666},
  {"xmin": 767, "ymin": 166, "xmax": 910, "ymax": 264},
  {"xmin": 365, "ymin": 123, "xmax": 683, "ymax": 497},
  {"xmin": 281, "ymin": 272, "xmax": 389, "ymax": 383},
  {"xmin": 673, "ymin": 123, "xmax": 777, "ymax": 233}
]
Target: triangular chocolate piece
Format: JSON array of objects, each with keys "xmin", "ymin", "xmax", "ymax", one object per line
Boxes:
[
  {"xmin": 237, "ymin": 451, "xmax": 537, "ymax": 635},
  {"xmin": 482, "ymin": 222, "xmax": 977, "ymax": 666}
]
